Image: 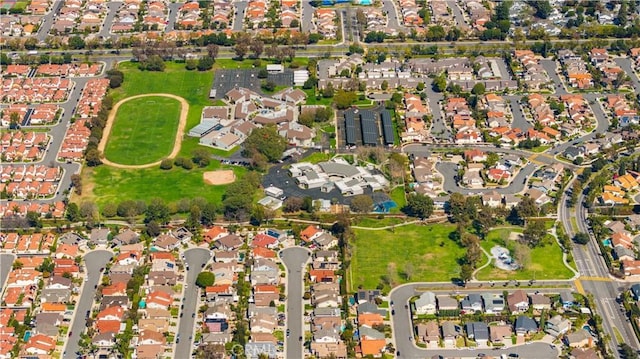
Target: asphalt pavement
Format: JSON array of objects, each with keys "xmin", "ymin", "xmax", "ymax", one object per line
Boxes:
[
  {"xmin": 36, "ymin": 1, "xmax": 64, "ymax": 41},
  {"xmin": 165, "ymin": 2, "xmax": 183, "ymax": 33},
  {"xmin": 97, "ymin": 2, "xmax": 123, "ymax": 39},
  {"xmin": 423, "ymin": 79, "xmax": 450, "ymax": 139},
  {"xmin": 233, "ymin": 1, "xmax": 247, "ymax": 31},
  {"xmin": 0, "ymin": 254, "xmax": 15, "ymax": 291},
  {"xmin": 174, "ymin": 248, "xmax": 211, "ymax": 359},
  {"xmin": 381, "ymin": 0, "xmax": 405, "ymax": 32},
  {"xmin": 280, "ymin": 247, "xmax": 311, "ymax": 359},
  {"xmin": 63, "ymin": 250, "xmax": 113, "ymax": 359},
  {"xmin": 504, "ymin": 95, "xmax": 532, "ymax": 131},
  {"xmin": 435, "ymin": 161, "xmax": 537, "ymax": 195},
  {"xmin": 301, "ymin": 1, "xmax": 316, "ymax": 33}
]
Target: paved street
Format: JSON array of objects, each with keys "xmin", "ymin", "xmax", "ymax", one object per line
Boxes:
[
  {"xmin": 389, "ymin": 284, "xmax": 567, "ymax": 359},
  {"xmin": 614, "ymin": 57, "xmax": 640, "ymax": 90},
  {"xmin": 381, "ymin": 0, "xmax": 405, "ymax": 32},
  {"xmin": 504, "ymin": 95, "xmax": 532, "ymax": 130},
  {"xmin": 175, "ymin": 248, "xmax": 211, "ymax": 359},
  {"xmin": 435, "ymin": 162, "xmax": 537, "ymax": 195},
  {"xmin": 446, "ymin": 0, "xmax": 469, "ymax": 30},
  {"xmin": 97, "ymin": 2, "xmax": 123, "ymax": 39},
  {"xmin": 423, "ymin": 79, "xmax": 450, "ymax": 140},
  {"xmin": 165, "ymin": 2, "xmax": 183, "ymax": 33},
  {"xmin": 280, "ymin": 247, "xmax": 311, "ymax": 359},
  {"xmin": 233, "ymin": 1, "xmax": 247, "ymax": 31},
  {"xmin": 36, "ymin": 1, "xmax": 64, "ymax": 41},
  {"xmin": 63, "ymin": 250, "xmax": 113, "ymax": 359},
  {"xmin": 0, "ymin": 254, "xmax": 15, "ymax": 291},
  {"xmin": 301, "ymin": 1, "xmax": 316, "ymax": 33}
]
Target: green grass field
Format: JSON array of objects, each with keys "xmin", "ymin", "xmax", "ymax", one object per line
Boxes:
[
  {"xmin": 350, "ymin": 224, "xmax": 465, "ymax": 291},
  {"xmin": 475, "ymin": 227, "xmax": 573, "ymax": 281},
  {"xmin": 81, "ymin": 61, "xmax": 243, "ymax": 206},
  {"xmin": 389, "ymin": 186, "xmax": 406, "ymax": 213},
  {"xmin": 103, "ymin": 96, "xmax": 181, "ymax": 165}
]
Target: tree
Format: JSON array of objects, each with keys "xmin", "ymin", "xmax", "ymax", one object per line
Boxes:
[
  {"xmin": 333, "ymin": 89, "xmax": 357, "ymax": 110},
  {"xmin": 283, "ymin": 197, "xmax": 304, "ymax": 212},
  {"xmin": 206, "ymin": 44, "xmax": 219, "ymax": 59},
  {"xmin": 233, "ymin": 40, "xmax": 249, "ymax": 60},
  {"xmin": 522, "ymin": 220, "xmax": 547, "ymax": 247},
  {"xmin": 106, "ymin": 69, "xmax": 124, "ymax": 88},
  {"xmin": 196, "ymin": 271, "xmax": 215, "ymax": 288},
  {"xmin": 349, "ymin": 195, "xmax": 373, "ymax": 213},
  {"xmin": 85, "ymin": 149, "xmax": 102, "ymax": 167},
  {"xmin": 261, "ymin": 80, "xmax": 276, "ymax": 92},
  {"xmin": 66, "ymin": 203, "xmax": 81, "ymax": 222},
  {"xmin": 102, "ymin": 203, "xmax": 117, "ymax": 218},
  {"xmin": 192, "ymin": 149, "xmax": 211, "ymax": 167},
  {"xmin": 432, "ymin": 73, "xmax": 447, "ymax": 92},
  {"xmin": 145, "ymin": 220, "xmax": 161, "ymax": 237},
  {"xmin": 197, "ymin": 56, "xmax": 214, "ymax": 71},
  {"xmin": 459, "ymin": 263, "xmax": 473, "ymax": 285},
  {"xmin": 160, "ymin": 158, "xmax": 173, "ymax": 170},
  {"xmin": 145, "ymin": 198, "xmax": 170, "ymax": 224},
  {"xmin": 403, "ymin": 193, "xmax": 434, "ymax": 219},
  {"xmin": 243, "ymin": 126, "xmax": 287, "ymax": 163},
  {"xmin": 26, "ymin": 211, "xmax": 42, "ymax": 228},
  {"xmin": 69, "ymin": 36, "xmax": 86, "ymax": 49},
  {"xmin": 381, "ymin": 80, "xmax": 389, "ymax": 91},
  {"xmin": 12, "ymin": 260, "xmax": 23, "ymax": 270},
  {"xmin": 249, "ymin": 39, "xmax": 264, "ymax": 58},
  {"xmin": 471, "ymin": 83, "xmax": 485, "ymax": 95},
  {"xmin": 573, "ymin": 232, "xmax": 590, "ymax": 245},
  {"xmin": 139, "ymin": 55, "xmax": 165, "ymax": 71},
  {"xmin": 513, "ymin": 196, "xmax": 539, "ymax": 224},
  {"xmin": 620, "ymin": 343, "xmax": 639, "ymax": 359}
]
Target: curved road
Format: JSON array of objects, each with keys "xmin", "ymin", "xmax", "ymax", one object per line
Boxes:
[
  {"xmin": 63, "ymin": 250, "xmax": 113, "ymax": 359},
  {"xmin": 280, "ymin": 247, "xmax": 311, "ymax": 359},
  {"xmin": 175, "ymin": 248, "xmax": 211, "ymax": 359},
  {"xmin": 97, "ymin": 93, "xmax": 190, "ymax": 169}
]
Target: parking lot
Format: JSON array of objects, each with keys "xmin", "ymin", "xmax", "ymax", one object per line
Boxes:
[{"xmin": 211, "ymin": 69, "xmax": 294, "ymax": 100}]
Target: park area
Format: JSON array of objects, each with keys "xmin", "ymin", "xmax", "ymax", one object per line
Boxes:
[
  {"xmin": 103, "ymin": 95, "xmax": 182, "ymax": 165},
  {"xmin": 474, "ymin": 227, "xmax": 574, "ymax": 281},
  {"xmin": 349, "ymin": 224, "xmax": 466, "ymax": 291},
  {"xmin": 80, "ymin": 62, "xmax": 244, "ymax": 207}
]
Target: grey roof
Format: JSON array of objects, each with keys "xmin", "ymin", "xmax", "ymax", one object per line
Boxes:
[
  {"xmin": 515, "ymin": 315, "xmax": 538, "ymax": 333},
  {"xmin": 59, "ymin": 232, "xmax": 85, "ymax": 245},
  {"xmin": 318, "ymin": 162, "xmax": 360, "ymax": 178},
  {"xmin": 356, "ymin": 289, "xmax": 381, "ymax": 303},
  {"xmin": 441, "ymin": 321, "xmax": 462, "ymax": 337},
  {"xmin": 357, "ymin": 302, "xmax": 386, "ymax": 316},
  {"xmin": 437, "ymin": 295, "xmax": 459, "ymax": 310},
  {"xmin": 560, "ymin": 292, "xmax": 575, "ymax": 303},
  {"xmin": 359, "ymin": 326, "xmax": 385, "ymax": 340},
  {"xmin": 465, "ymin": 322, "xmax": 489, "ymax": 341},
  {"xmin": 41, "ymin": 288, "xmax": 71, "ymax": 303},
  {"xmin": 244, "ymin": 342, "xmax": 277, "ymax": 359},
  {"xmin": 415, "ymin": 291, "xmax": 437, "ymax": 308},
  {"xmin": 90, "ymin": 228, "xmax": 110, "ymax": 243}
]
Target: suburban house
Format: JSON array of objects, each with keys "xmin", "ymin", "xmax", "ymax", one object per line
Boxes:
[
  {"xmin": 507, "ymin": 290, "xmax": 529, "ymax": 314},
  {"xmin": 413, "ymin": 292, "xmax": 437, "ymax": 315},
  {"xmin": 546, "ymin": 315, "xmax": 571, "ymax": 337}
]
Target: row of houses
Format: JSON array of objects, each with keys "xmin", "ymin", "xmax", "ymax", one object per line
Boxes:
[
  {"xmin": 1, "ymin": 131, "xmax": 49, "ymax": 162},
  {"xmin": 314, "ymin": 8, "xmax": 338, "ymax": 39},
  {"xmin": 310, "ymin": 252, "xmax": 348, "ymax": 358},
  {"xmin": 603, "ymin": 94, "xmax": 640, "ymax": 128},
  {"xmin": 0, "ymin": 13, "xmax": 42, "ymax": 37},
  {"xmin": 513, "ymin": 50, "xmax": 551, "ymax": 91},
  {"xmin": 400, "ymin": 93, "xmax": 430, "ymax": 142},
  {"xmin": 1, "ymin": 77, "xmax": 73, "ymax": 103},
  {"xmin": 397, "ymin": 0, "xmax": 423, "ymax": 27},
  {"xmin": 0, "ymin": 164, "xmax": 61, "ymax": 200},
  {"xmin": 110, "ymin": 0, "xmax": 143, "ymax": 33},
  {"xmin": 462, "ymin": 0, "xmax": 491, "ymax": 30},
  {"xmin": 2, "ymin": 63, "xmax": 102, "ymax": 78},
  {"xmin": 1, "ymin": 103, "xmax": 60, "ymax": 127},
  {"xmin": 588, "ymin": 48, "xmax": 625, "ymax": 88},
  {"xmin": 51, "ymin": 0, "xmax": 108, "ymax": 34},
  {"xmin": 428, "ymin": 0, "xmax": 454, "ymax": 27},
  {"xmin": 0, "ymin": 232, "xmax": 55, "ymax": 254},
  {"xmin": 444, "ymin": 97, "xmax": 483, "ymax": 144},
  {"xmin": 0, "ymin": 201, "xmax": 66, "ymax": 219},
  {"xmin": 557, "ymin": 50, "xmax": 594, "ymax": 90},
  {"xmin": 58, "ymin": 78, "xmax": 110, "ymax": 161},
  {"xmin": 142, "ymin": 1, "xmax": 170, "ymax": 32}
]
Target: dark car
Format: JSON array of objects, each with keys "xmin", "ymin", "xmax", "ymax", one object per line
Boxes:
[
  {"xmin": 391, "ymin": 309, "xmax": 395, "ymax": 315},
  {"xmin": 192, "ymin": 313, "xmax": 195, "ymax": 318},
  {"xmin": 286, "ymin": 329, "xmax": 290, "ymax": 337},
  {"xmin": 298, "ymin": 336, "xmax": 302, "ymax": 341}
]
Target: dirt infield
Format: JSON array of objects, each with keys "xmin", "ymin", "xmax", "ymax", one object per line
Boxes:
[
  {"xmin": 203, "ymin": 170, "xmax": 236, "ymax": 185},
  {"xmin": 98, "ymin": 93, "xmax": 189, "ymax": 169}
]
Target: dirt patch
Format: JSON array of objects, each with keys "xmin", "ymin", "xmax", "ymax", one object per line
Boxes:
[
  {"xmin": 508, "ymin": 232, "xmax": 522, "ymax": 241},
  {"xmin": 203, "ymin": 170, "xmax": 236, "ymax": 185}
]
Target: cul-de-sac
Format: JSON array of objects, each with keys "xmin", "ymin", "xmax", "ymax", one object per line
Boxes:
[{"xmin": 2, "ymin": 1, "xmax": 640, "ymax": 359}]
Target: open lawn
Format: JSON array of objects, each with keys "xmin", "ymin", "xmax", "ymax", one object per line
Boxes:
[
  {"xmin": 103, "ymin": 96, "xmax": 181, "ymax": 165},
  {"xmin": 350, "ymin": 224, "xmax": 465, "ymax": 291},
  {"xmin": 81, "ymin": 61, "xmax": 243, "ymax": 206},
  {"xmin": 82, "ymin": 160, "xmax": 246, "ymax": 207},
  {"xmin": 475, "ymin": 227, "xmax": 573, "ymax": 281},
  {"xmin": 388, "ymin": 186, "xmax": 406, "ymax": 213}
]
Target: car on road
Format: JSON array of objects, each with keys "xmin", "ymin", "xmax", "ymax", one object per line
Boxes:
[
  {"xmin": 286, "ymin": 329, "xmax": 290, "ymax": 337},
  {"xmin": 192, "ymin": 313, "xmax": 195, "ymax": 318},
  {"xmin": 391, "ymin": 309, "xmax": 395, "ymax": 315},
  {"xmin": 176, "ymin": 334, "xmax": 180, "ymax": 343},
  {"xmin": 298, "ymin": 336, "xmax": 302, "ymax": 341}
]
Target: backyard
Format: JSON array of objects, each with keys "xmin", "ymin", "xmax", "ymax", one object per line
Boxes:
[
  {"xmin": 475, "ymin": 227, "xmax": 574, "ymax": 281},
  {"xmin": 80, "ymin": 61, "xmax": 242, "ymax": 206},
  {"xmin": 349, "ymin": 224, "xmax": 465, "ymax": 291},
  {"xmin": 103, "ymin": 96, "xmax": 182, "ymax": 165}
]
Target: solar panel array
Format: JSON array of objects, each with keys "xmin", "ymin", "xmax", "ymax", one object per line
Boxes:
[
  {"xmin": 344, "ymin": 111, "xmax": 357, "ymax": 145},
  {"xmin": 380, "ymin": 110, "xmax": 395, "ymax": 145},
  {"xmin": 359, "ymin": 110, "xmax": 379, "ymax": 145}
]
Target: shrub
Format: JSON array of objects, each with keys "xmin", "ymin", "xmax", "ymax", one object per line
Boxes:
[{"xmin": 160, "ymin": 158, "xmax": 173, "ymax": 170}]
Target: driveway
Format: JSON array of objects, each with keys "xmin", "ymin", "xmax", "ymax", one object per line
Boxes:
[
  {"xmin": 174, "ymin": 248, "xmax": 211, "ymax": 359},
  {"xmin": 280, "ymin": 247, "xmax": 311, "ymax": 359},
  {"xmin": 63, "ymin": 250, "xmax": 113, "ymax": 359}
]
